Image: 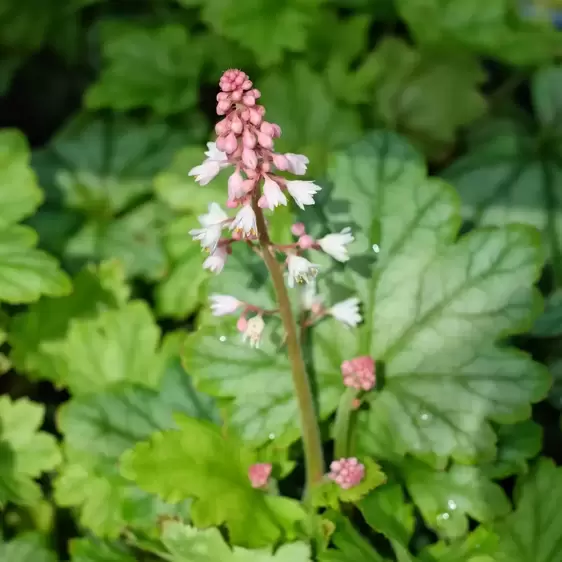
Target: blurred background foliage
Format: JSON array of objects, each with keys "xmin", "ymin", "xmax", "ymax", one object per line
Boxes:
[{"xmin": 2, "ymin": 0, "xmax": 562, "ymax": 559}]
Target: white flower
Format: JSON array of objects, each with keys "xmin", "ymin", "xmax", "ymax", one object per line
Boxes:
[
  {"xmin": 285, "ymin": 153, "xmax": 309, "ymax": 175},
  {"xmin": 230, "ymin": 205, "xmax": 257, "ymax": 237},
  {"xmin": 243, "ymin": 315, "xmax": 265, "ymax": 348},
  {"xmin": 287, "ymin": 255, "xmax": 319, "ymax": 288},
  {"xmin": 286, "ymin": 180, "xmax": 321, "ymax": 210},
  {"xmin": 262, "ymin": 176, "xmax": 287, "ymax": 210},
  {"xmin": 189, "ymin": 202, "xmax": 228, "ymax": 252},
  {"xmin": 209, "ymin": 294, "xmax": 241, "ymax": 316},
  {"xmin": 203, "ymin": 246, "xmax": 228, "ymax": 274},
  {"xmin": 300, "ymin": 277, "xmax": 323, "ymax": 311},
  {"xmin": 318, "ymin": 227, "xmax": 354, "ymax": 262},
  {"xmin": 329, "ymin": 297, "xmax": 362, "ymax": 328},
  {"xmin": 188, "ymin": 142, "xmax": 229, "ymax": 185}
]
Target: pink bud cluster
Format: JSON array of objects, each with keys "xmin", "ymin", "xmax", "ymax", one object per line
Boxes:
[
  {"xmin": 328, "ymin": 457, "xmax": 365, "ymax": 489},
  {"xmin": 248, "ymin": 463, "xmax": 272, "ymax": 488},
  {"xmin": 341, "ymin": 356, "xmax": 375, "ymax": 391}
]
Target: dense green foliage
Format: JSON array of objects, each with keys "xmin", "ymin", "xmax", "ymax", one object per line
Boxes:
[{"xmin": 2, "ymin": 1, "xmax": 562, "ymax": 561}]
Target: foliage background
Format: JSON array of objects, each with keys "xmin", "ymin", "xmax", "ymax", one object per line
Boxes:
[{"xmin": 2, "ymin": 0, "xmax": 562, "ymax": 561}]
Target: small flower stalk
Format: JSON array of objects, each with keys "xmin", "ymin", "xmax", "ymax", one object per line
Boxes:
[{"xmin": 189, "ymin": 70, "xmax": 367, "ymax": 491}]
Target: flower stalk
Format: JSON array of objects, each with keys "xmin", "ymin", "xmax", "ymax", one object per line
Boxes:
[{"xmin": 251, "ymin": 194, "xmax": 325, "ymax": 490}]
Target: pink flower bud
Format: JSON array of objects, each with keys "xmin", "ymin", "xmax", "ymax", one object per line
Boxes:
[
  {"xmin": 224, "ymin": 133, "xmax": 238, "ymax": 154},
  {"xmin": 241, "ymin": 109, "xmax": 251, "ymax": 122},
  {"xmin": 291, "ymin": 222, "xmax": 306, "ymax": 236},
  {"xmin": 260, "ymin": 122, "xmax": 275, "ymax": 136},
  {"xmin": 252, "ymin": 88, "xmax": 261, "ymax": 99},
  {"xmin": 328, "ymin": 458, "xmax": 364, "ymax": 490},
  {"xmin": 243, "ymin": 129, "xmax": 256, "ymax": 149},
  {"xmin": 311, "ymin": 301, "xmax": 324, "ymax": 316},
  {"xmin": 273, "ymin": 153, "xmax": 289, "ymax": 171},
  {"xmin": 258, "ymin": 195, "xmax": 268, "ymax": 208},
  {"xmin": 261, "ymin": 161, "xmax": 271, "ymax": 173},
  {"xmin": 271, "ymin": 124, "xmax": 281, "ymax": 138},
  {"xmin": 257, "ymin": 131, "xmax": 273, "ymax": 149},
  {"xmin": 298, "ymin": 234, "xmax": 315, "ymax": 249},
  {"xmin": 228, "ymin": 170, "xmax": 245, "ymax": 200},
  {"xmin": 248, "ymin": 463, "xmax": 272, "ymax": 488},
  {"xmin": 217, "ymin": 92, "xmax": 229, "ymax": 101},
  {"xmin": 242, "ymin": 79, "xmax": 253, "ymax": 90},
  {"xmin": 217, "ymin": 100, "xmax": 231, "ymax": 113},
  {"xmin": 215, "ymin": 135, "xmax": 227, "ymax": 151},
  {"xmin": 231, "ymin": 89, "xmax": 243, "ymax": 102},
  {"xmin": 231, "ymin": 115, "xmax": 243, "ymax": 134},
  {"xmin": 237, "ymin": 316, "xmax": 248, "ymax": 332},
  {"xmin": 257, "ymin": 105, "xmax": 266, "ymax": 116},
  {"xmin": 215, "ymin": 119, "xmax": 230, "ymax": 136},
  {"xmin": 249, "ymin": 108, "xmax": 262, "ymax": 126},
  {"xmin": 351, "ymin": 398, "xmax": 361, "ymax": 410},
  {"xmin": 242, "ymin": 179, "xmax": 255, "ymax": 193},
  {"xmin": 341, "ymin": 356, "xmax": 375, "ymax": 391},
  {"xmin": 242, "ymin": 94, "xmax": 256, "ymax": 106},
  {"xmin": 234, "ymin": 72, "xmax": 246, "ymax": 86},
  {"xmin": 242, "ymin": 148, "xmax": 258, "ymax": 170},
  {"xmin": 227, "ymin": 199, "xmax": 238, "ymax": 209}
]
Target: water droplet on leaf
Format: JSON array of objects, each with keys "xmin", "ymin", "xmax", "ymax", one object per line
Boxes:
[
  {"xmin": 372, "ymin": 244, "xmax": 380, "ymax": 253},
  {"xmin": 447, "ymin": 499, "xmax": 457, "ymax": 510},
  {"xmin": 268, "ymin": 433, "xmax": 275, "ymax": 440},
  {"xmin": 437, "ymin": 512, "xmax": 450, "ymax": 522},
  {"xmin": 219, "ymin": 335, "xmax": 227, "ymax": 342},
  {"xmin": 419, "ymin": 412, "xmax": 431, "ymax": 423}
]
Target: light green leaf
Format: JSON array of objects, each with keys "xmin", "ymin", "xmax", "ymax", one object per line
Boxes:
[
  {"xmin": 33, "ymin": 114, "xmax": 189, "ymax": 215},
  {"xmin": 401, "ymin": 459, "xmax": 510, "ymax": 539},
  {"xmin": 324, "ymin": 131, "xmax": 549, "ymax": 462},
  {"xmin": 9, "ymin": 261, "xmax": 128, "ymax": 382},
  {"xmin": 367, "ymin": 38, "xmax": 486, "ymax": 153},
  {"xmin": 69, "ymin": 537, "xmax": 136, "ymax": 562},
  {"xmin": 49, "ymin": 301, "xmax": 163, "ymax": 394},
  {"xmin": 0, "ymin": 397, "xmax": 61, "ymax": 506},
  {"xmin": 480, "ymin": 420, "xmax": 543, "ymax": 479},
  {"xmin": 0, "ymin": 533, "xmax": 57, "ymax": 562},
  {"xmin": 154, "ymin": 146, "xmax": 226, "ymax": 215},
  {"xmin": 531, "ymin": 289, "xmax": 562, "ymax": 337},
  {"xmin": 200, "ymin": 0, "xmax": 325, "ymax": 66},
  {"xmin": 320, "ymin": 511, "xmax": 386, "ymax": 562},
  {"xmin": 396, "ymin": 0, "xmax": 562, "ymax": 65},
  {"xmin": 358, "ymin": 483, "xmax": 415, "ymax": 552},
  {"xmin": 0, "ymin": 130, "xmax": 70, "ymax": 303},
  {"xmin": 260, "ymin": 63, "xmax": 362, "ymax": 176},
  {"xmin": 444, "ymin": 71, "xmax": 562, "ymax": 268},
  {"xmin": 121, "ymin": 415, "xmax": 306, "ymax": 548},
  {"xmin": 86, "ymin": 22, "xmax": 202, "ymax": 115},
  {"xmin": 54, "ymin": 335, "xmax": 206, "ymax": 536},
  {"xmin": 419, "ymin": 526, "xmax": 499, "ymax": 562},
  {"xmin": 65, "ymin": 201, "xmax": 172, "ymax": 281},
  {"xmin": 162, "ymin": 521, "xmax": 312, "ymax": 562},
  {"xmin": 183, "ymin": 316, "xmax": 345, "ymax": 447},
  {"xmin": 494, "ymin": 458, "xmax": 562, "ymax": 562}
]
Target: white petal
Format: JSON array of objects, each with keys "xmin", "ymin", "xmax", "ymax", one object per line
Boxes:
[
  {"xmin": 329, "ymin": 297, "xmax": 362, "ymax": 327},
  {"xmin": 199, "ymin": 202, "xmax": 228, "ymax": 227},
  {"xmin": 285, "ymin": 153, "xmax": 309, "ymax": 175},
  {"xmin": 286, "ymin": 180, "xmax": 321, "ymax": 210},
  {"xmin": 263, "ymin": 177, "xmax": 287, "ymax": 210},
  {"xmin": 188, "ymin": 160, "xmax": 222, "ymax": 186},
  {"xmin": 203, "ymin": 247, "xmax": 228, "ymax": 274},
  {"xmin": 230, "ymin": 205, "xmax": 257, "ymax": 236},
  {"xmin": 209, "ymin": 294, "xmax": 241, "ymax": 316},
  {"xmin": 318, "ymin": 227, "xmax": 354, "ymax": 262},
  {"xmin": 287, "ymin": 255, "xmax": 319, "ymax": 288},
  {"xmin": 204, "ymin": 142, "xmax": 228, "ymax": 164}
]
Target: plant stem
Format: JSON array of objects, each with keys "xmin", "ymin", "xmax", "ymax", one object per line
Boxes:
[
  {"xmin": 333, "ymin": 388, "xmax": 358, "ymax": 459},
  {"xmin": 251, "ymin": 197, "xmax": 325, "ymax": 491}
]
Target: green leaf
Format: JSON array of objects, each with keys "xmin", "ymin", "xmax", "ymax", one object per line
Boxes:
[
  {"xmin": 9, "ymin": 261, "xmax": 129, "ymax": 383},
  {"xmin": 443, "ymin": 116, "xmax": 562, "ymax": 273},
  {"xmin": 547, "ymin": 359, "xmax": 562, "ymax": 410},
  {"xmin": 367, "ymin": 38, "xmax": 486, "ymax": 154},
  {"xmin": 0, "ymin": 130, "xmax": 70, "ymax": 303},
  {"xmin": 0, "ymin": 533, "xmax": 57, "ymax": 562},
  {"xmin": 401, "ymin": 458, "xmax": 510, "ymax": 539},
  {"xmin": 0, "ymin": 397, "xmax": 61, "ymax": 506},
  {"xmin": 86, "ymin": 22, "xmax": 202, "ymax": 115},
  {"xmin": 0, "ymin": 54, "xmax": 23, "ymax": 96},
  {"xmin": 69, "ymin": 537, "xmax": 136, "ymax": 562},
  {"xmin": 419, "ymin": 526, "xmax": 499, "ymax": 562},
  {"xmin": 199, "ymin": 0, "xmax": 325, "ymax": 66},
  {"xmin": 494, "ymin": 458, "xmax": 562, "ymax": 562},
  {"xmin": 54, "ymin": 334, "xmax": 207, "ymax": 536},
  {"xmin": 121, "ymin": 415, "xmax": 306, "ymax": 548},
  {"xmin": 533, "ymin": 65, "xmax": 562, "ymax": 130},
  {"xmin": 320, "ymin": 511, "xmax": 385, "ymax": 562},
  {"xmin": 162, "ymin": 521, "xmax": 312, "ymax": 562},
  {"xmin": 396, "ymin": 0, "xmax": 562, "ymax": 65},
  {"xmin": 183, "ymin": 316, "xmax": 345, "ymax": 447},
  {"xmin": 325, "ymin": 131, "xmax": 549, "ymax": 462},
  {"xmin": 65, "ymin": 201, "xmax": 172, "ymax": 281},
  {"xmin": 33, "ymin": 114, "xmax": 189, "ymax": 216},
  {"xmin": 49, "ymin": 301, "xmax": 163, "ymax": 394},
  {"xmin": 260, "ymin": 63, "xmax": 362, "ymax": 176},
  {"xmin": 531, "ymin": 289, "xmax": 562, "ymax": 337},
  {"xmin": 358, "ymin": 483, "xmax": 415, "ymax": 552},
  {"xmin": 480, "ymin": 420, "xmax": 543, "ymax": 479}
]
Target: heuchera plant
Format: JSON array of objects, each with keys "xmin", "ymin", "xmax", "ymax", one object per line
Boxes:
[{"xmin": 188, "ymin": 69, "xmax": 374, "ymax": 495}]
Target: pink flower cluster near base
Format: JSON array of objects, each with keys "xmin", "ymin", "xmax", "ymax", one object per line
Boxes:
[
  {"xmin": 248, "ymin": 463, "xmax": 272, "ymax": 488},
  {"xmin": 328, "ymin": 457, "xmax": 365, "ymax": 489},
  {"xmin": 341, "ymin": 356, "xmax": 376, "ymax": 391}
]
